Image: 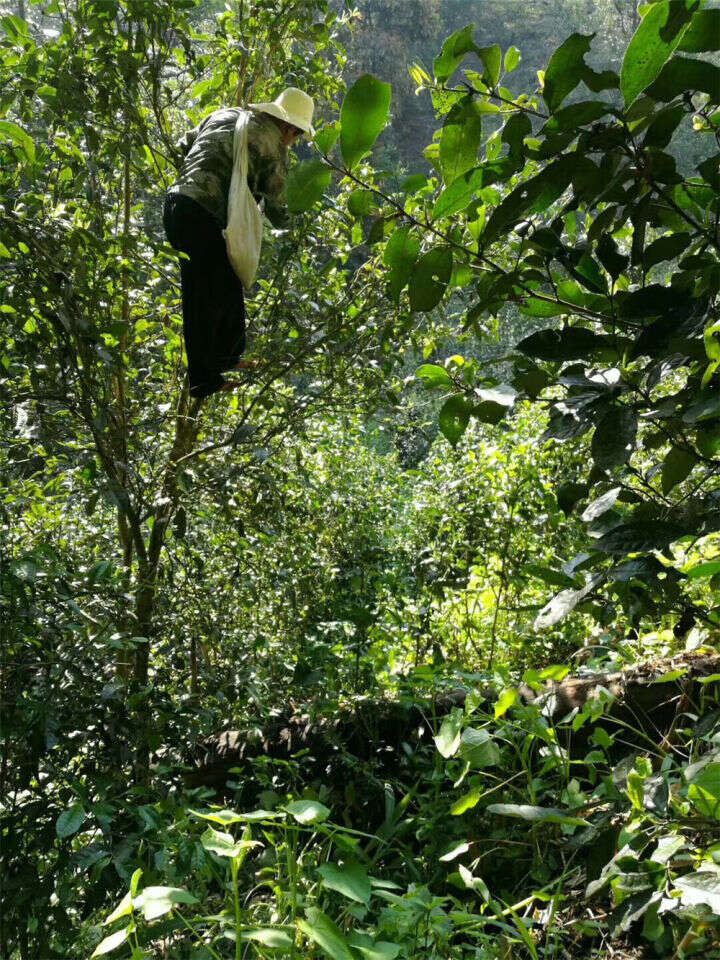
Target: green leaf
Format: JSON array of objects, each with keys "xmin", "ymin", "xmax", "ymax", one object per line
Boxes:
[
  {"xmin": 298, "ymin": 908, "xmax": 355, "ymax": 960},
  {"xmin": 285, "ymin": 800, "xmax": 330, "ymax": 824},
  {"xmin": 504, "ymin": 46, "xmax": 521, "ymax": 74},
  {"xmin": 432, "ymin": 164, "xmax": 509, "ymax": 220},
  {"xmin": 104, "ymin": 892, "xmax": 133, "ymax": 926},
  {"xmin": 675, "ymin": 871, "xmax": 720, "ymax": 913},
  {"xmin": 646, "ymin": 56, "xmax": 720, "ymax": 103},
  {"xmin": 643, "ymin": 104, "xmax": 686, "ymax": 147},
  {"xmin": 543, "ymin": 33, "xmax": 594, "ymax": 112},
  {"xmin": 383, "ymin": 227, "xmax": 420, "ymax": 303},
  {"xmin": 627, "ymin": 771, "xmax": 645, "ymax": 810},
  {"xmin": 190, "ymin": 808, "xmax": 246, "ymax": 826},
  {"xmin": 687, "ymin": 560, "xmax": 720, "ymax": 579},
  {"xmin": 314, "ymin": 123, "xmax": 340, "ymax": 154},
  {"xmin": 240, "ymin": 928, "xmax": 294, "ymax": 948},
  {"xmin": 486, "ymin": 804, "xmax": 588, "ymax": 827},
  {"xmin": 596, "ymin": 520, "xmax": 686, "ymax": 554},
  {"xmin": 439, "ymin": 840, "xmax": 470, "ymax": 862},
  {"xmin": 477, "ymin": 45, "xmax": 502, "ymax": 87},
  {"xmin": 524, "ymin": 563, "xmax": 578, "ymax": 588},
  {"xmin": 318, "ymin": 862, "xmax": 371, "ymax": 904},
  {"xmin": 643, "ymin": 231, "xmax": 692, "ymax": 268},
  {"xmin": 621, "ymin": 1, "xmax": 699, "ymax": 107},
  {"xmin": 348, "ymin": 934, "xmax": 401, "ymax": 960},
  {"xmin": 91, "ymin": 927, "xmax": 130, "ymax": 957},
  {"xmin": 439, "ymin": 97, "xmax": 483, "ymax": 185},
  {"xmin": 439, "ymin": 396, "xmax": 472, "ymax": 446},
  {"xmin": 591, "ymin": 406, "xmax": 638, "ymax": 470},
  {"xmin": 434, "ymin": 25, "xmax": 478, "ymax": 83},
  {"xmin": 688, "ymin": 763, "xmax": 720, "ymax": 819},
  {"xmin": 56, "ymin": 803, "xmax": 85, "ymax": 839},
  {"xmin": 284, "ymin": 159, "xmax": 332, "ymax": 213},
  {"xmin": 483, "ymin": 156, "xmax": 575, "ymax": 244},
  {"xmin": 534, "ymin": 575, "xmax": 603, "ymax": 629},
  {"xmin": 678, "ymin": 9, "xmax": 720, "ymax": 51},
  {"xmin": 683, "ymin": 392, "xmax": 720, "ymax": 423},
  {"xmin": 434, "ymin": 707, "xmax": 463, "ymax": 758},
  {"xmin": 494, "ymin": 687, "xmax": 518, "ymax": 719},
  {"xmin": 347, "ymin": 189, "xmax": 377, "ymax": 218},
  {"xmin": 661, "ymin": 446, "xmax": 696, "ymax": 493},
  {"xmin": 517, "ymin": 327, "xmax": 609, "ymax": 361},
  {"xmin": 697, "ymin": 422, "xmax": 720, "ymax": 457},
  {"xmin": 582, "ymin": 487, "xmax": 621, "ymax": 523},
  {"xmin": 544, "ymin": 101, "xmax": 610, "ymax": 134},
  {"xmin": 458, "ymin": 728, "xmax": 500, "ymax": 768},
  {"xmin": 200, "ymin": 825, "xmax": 260, "ymax": 859},
  {"xmin": 136, "ymin": 886, "xmax": 198, "ymax": 921},
  {"xmin": 408, "ymin": 248, "xmax": 453, "ymax": 313},
  {"xmin": 415, "ymin": 364, "xmax": 453, "ymax": 390},
  {"xmin": 340, "ymin": 74, "xmax": 391, "ymax": 170},
  {"xmin": 0, "ymin": 120, "xmax": 35, "ymax": 161}
]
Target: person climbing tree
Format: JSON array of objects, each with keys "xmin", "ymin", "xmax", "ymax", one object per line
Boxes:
[{"xmin": 163, "ymin": 88, "xmax": 315, "ymax": 399}]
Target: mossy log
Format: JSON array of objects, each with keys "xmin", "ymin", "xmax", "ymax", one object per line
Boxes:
[{"xmin": 186, "ymin": 652, "xmax": 720, "ymax": 792}]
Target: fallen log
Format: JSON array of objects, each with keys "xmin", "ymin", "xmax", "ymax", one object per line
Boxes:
[{"xmin": 185, "ymin": 651, "xmax": 720, "ymax": 792}]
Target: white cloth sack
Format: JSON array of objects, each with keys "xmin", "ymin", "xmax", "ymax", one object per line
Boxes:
[{"xmin": 223, "ymin": 109, "xmax": 263, "ymax": 290}]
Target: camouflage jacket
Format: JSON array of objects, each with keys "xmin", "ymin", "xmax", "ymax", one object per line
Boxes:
[{"xmin": 169, "ymin": 107, "xmax": 289, "ymax": 229}]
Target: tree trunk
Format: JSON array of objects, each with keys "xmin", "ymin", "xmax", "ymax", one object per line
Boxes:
[{"xmin": 131, "ymin": 387, "xmax": 203, "ymax": 782}]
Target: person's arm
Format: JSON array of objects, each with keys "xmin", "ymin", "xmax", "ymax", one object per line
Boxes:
[{"xmin": 176, "ymin": 114, "xmax": 211, "ymax": 157}]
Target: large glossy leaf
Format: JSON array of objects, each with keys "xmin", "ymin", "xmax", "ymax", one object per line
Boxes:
[
  {"xmin": 675, "ymin": 871, "xmax": 720, "ymax": 913},
  {"xmin": 318, "ymin": 862, "xmax": 371, "ymax": 904},
  {"xmin": 458, "ymin": 728, "xmax": 500, "ymax": 768},
  {"xmin": 620, "ymin": 1, "xmax": 699, "ymax": 107},
  {"xmin": 687, "ymin": 763, "xmax": 720, "ymax": 819},
  {"xmin": 477, "ymin": 44, "xmax": 502, "ymax": 87},
  {"xmin": 483, "ymin": 156, "xmax": 575, "ymax": 243},
  {"xmin": 240, "ymin": 929, "xmax": 294, "ymax": 948},
  {"xmin": 0, "ymin": 119, "xmax": 35, "ymax": 161},
  {"xmin": 439, "ymin": 97, "xmax": 483, "ymax": 185},
  {"xmin": 284, "ymin": 160, "xmax": 332, "ymax": 213},
  {"xmin": 434, "ymin": 707, "xmax": 463, "ymax": 758},
  {"xmin": 348, "ymin": 934, "xmax": 401, "ymax": 960},
  {"xmin": 678, "ymin": 8, "xmax": 720, "ymax": 51},
  {"xmin": 408, "ymin": 248, "xmax": 453, "ymax": 312},
  {"xmin": 285, "ymin": 800, "xmax": 330, "ymax": 824},
  {"xmin": 415, "ymin": 364, "xmax": 453, "ymax": 389},
  {"xmin": 534, "ymin": 574, "xmax": 603, "ymax": 629},
  {"xmin": 137, "ymin": 886, "xmax": 198, "ymax": 921},
  {"xmin": 661, "ymin": 446, "xmax": 696, "ymax": 493},
  {"xmin": 517, "ymin": 327, "xmax": 609, "ymax": 361},
  {"xmin": 340, "ymin": 74, "xmax": 391, "ymax": 170},
  {"xmin": 581, "ymin": 487, "xmax": 621, "ymax": 523},
  {"xmin": 439, "ymin": 395, "xmax": 472, "ymax": 446},
  {"xmin": 383, "ymin": 227, "xmax": 420, "ymax": 302},
  {"xmin": 596, "ymin": 520, "xmax": 687, "ymax": 554},
  {"xmin": 646, "ymin": 56, "xmax": 720, "ymax": 103},
  {"xmin": 56, "ymin": 803, "xmax": 85, "ymax": 838},
  {"xmin": 90, "ymin": 927, "xmax": 130, "ymax": 957},
  {"xmin": 432, "ymin": 159, "xmax": 517, "ymax": 220},
  {"xmin": 591, "ymin": 406, "xmax": 638, "ymax": 469},
  {"xmin": 433, "ymin": 25, "xmax": 478, "ymax": 82},
  {"xmin": 298, "ymin": 908, "xmax": 355, "ymax": 960},
  {"xmin": 543, "ymin": 33, "xmax": 596, "ymax": 112},
  {"xmin": 487, "ymin": 804, "xmax": 588, "ymax": 827}
]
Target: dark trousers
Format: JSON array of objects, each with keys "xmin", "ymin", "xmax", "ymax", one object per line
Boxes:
[{"xmin": 163, "ymin": 192, "xmax": 246, "ymax": 399}]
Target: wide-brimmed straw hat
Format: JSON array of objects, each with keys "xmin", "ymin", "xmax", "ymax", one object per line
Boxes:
[{"xmin": 248, "ymin": 87, "xmax": 315, "ymax": 136}]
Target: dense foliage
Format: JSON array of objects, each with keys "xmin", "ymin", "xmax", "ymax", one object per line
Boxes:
[{"xmin": 2, "ymin": 1, "xmax": 720, "ymax": 958}]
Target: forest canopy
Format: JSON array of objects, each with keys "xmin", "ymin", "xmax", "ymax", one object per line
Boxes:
[{"xmin": 2, "ymin": 1, "xmax": 720, "ymax": 958}]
